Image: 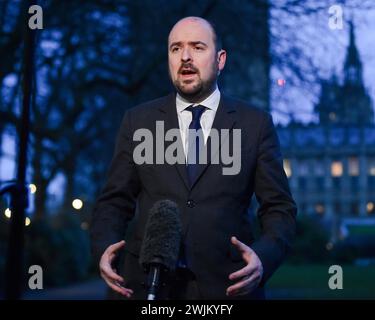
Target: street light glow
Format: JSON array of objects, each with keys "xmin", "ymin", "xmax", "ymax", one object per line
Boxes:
[
  {"xmin": 72, "ymin": 199, "xmax": 83, "ymax": 210},
  {"xmin": 4, "ymin": 208, "xmax": 12, "ymax": 219},
  {"xmin": 29, "ymin": 184, "xmax": 37, "ymax": 194}
]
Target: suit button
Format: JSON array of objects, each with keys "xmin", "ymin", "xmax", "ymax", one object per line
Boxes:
[{"xmin": 187, "ymin": 199, "xmax": 195, "ymax": 208}]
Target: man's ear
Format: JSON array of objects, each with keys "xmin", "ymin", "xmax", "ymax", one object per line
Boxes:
[
  {"xmin": 217, "ymin": 49, "xmax": 224, "ymax": 62},
  {"xmin": 217, "ymin": 49, "xmax": 227, "ymax": 72}
]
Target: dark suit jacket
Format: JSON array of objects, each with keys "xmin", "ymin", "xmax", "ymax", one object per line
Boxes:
[{"xmin": 90, "ymin": 92, "xmax": 297, "ymax": 300}]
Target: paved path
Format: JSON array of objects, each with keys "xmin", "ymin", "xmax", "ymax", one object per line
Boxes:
[
  {"xmin": 20, "ymin": 279, "xmax": 309, "ymax": 300},
  {"xmin": 22, "ymin": 278, "xmax": 107, "ymax": 300}
]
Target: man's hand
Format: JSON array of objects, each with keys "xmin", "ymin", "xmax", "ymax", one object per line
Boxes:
[
  {"xmin": 99, "ymin": 240, "xmax": 134, "ymax": 298},
  {"xmin": 227, "ymin": 236, "xmax": 263, "ymax": 297}
]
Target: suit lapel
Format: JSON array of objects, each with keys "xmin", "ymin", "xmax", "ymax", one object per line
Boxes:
[
  {"xmin": 189, "ymin": 94, "xmax": 236, "ymax": 189},
  {"xmin": 157, "ymin": 93, "xmax": 190, "ymax": 191}
]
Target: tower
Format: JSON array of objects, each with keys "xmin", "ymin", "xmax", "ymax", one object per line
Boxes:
[{"xmin": 315, "ymin": 21, "xmax": 374, "ymax": 126}]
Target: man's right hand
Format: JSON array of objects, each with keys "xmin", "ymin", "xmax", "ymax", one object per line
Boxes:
[{"xmin": 99, "ymin": 240, "xmax": 134, "ymax": 298}]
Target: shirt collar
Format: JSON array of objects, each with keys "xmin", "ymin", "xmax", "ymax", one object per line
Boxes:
[{"xmin": 176, "ymin": 86, "xmax": 221, "ymax": 114}]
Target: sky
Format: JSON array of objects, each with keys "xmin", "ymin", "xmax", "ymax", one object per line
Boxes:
[{"xmin": 270, "ymin": 5, "xmax": 375, "ymax": 124}]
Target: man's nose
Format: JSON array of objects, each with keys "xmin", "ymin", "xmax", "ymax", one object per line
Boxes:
[{"xmin": 181, "ymin": 47, "xmax": 192, "ymax": 62}]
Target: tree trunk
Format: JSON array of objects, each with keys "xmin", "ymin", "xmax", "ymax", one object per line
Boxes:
[
  {"xmin": 31, "ymin": 139, "xmax": 48, "ymax": 220},
  {"xmin": 62, "ymin": 159, "xmax": 76, "ymax": 214}
]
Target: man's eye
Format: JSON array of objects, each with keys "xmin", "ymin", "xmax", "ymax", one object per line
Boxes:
[
  {"xmin": 171, "ymin": 47, "xmax": 180, "ymax": 52},
  {"xmin": 195, "ymin": 46, "xmax": 204, "ymax": 50}
]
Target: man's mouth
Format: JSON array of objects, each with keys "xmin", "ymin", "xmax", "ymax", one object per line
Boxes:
[{"xmin": 179, "ymin": 69, "xmax": 198, "ymax": 78}]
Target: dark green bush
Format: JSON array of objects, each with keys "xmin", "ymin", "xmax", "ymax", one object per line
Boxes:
[
  {"xmin": 25, "ymin": 213, "xmax": 91, "ymax": 287},
  {"xmin": 286, "ymin": 215, "xmax": 331, "ymax": 264}
]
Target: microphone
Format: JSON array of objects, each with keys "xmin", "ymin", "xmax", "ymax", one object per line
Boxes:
[{"xmin": 139, "ymin": 200, "xmax": 181, "ymax": 300}]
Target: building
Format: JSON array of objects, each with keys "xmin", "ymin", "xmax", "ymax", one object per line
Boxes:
[{"xmin": 277, "ymin": 22, "xmax": 375, "ymax": 241}]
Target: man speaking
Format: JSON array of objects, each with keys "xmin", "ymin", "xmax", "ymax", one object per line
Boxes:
[{"xmin": 90, "ymin": 16, "xmax": 297, "ymax": 300}]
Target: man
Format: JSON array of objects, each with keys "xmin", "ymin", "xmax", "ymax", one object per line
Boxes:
[{"xmin": 90, "ymin": 16, "xmax": 297, "ymax": 300}]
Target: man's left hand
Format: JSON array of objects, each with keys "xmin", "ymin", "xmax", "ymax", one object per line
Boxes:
[{"xmin": 226, "ymin": 236, "xmax": 263, "ymax": 297}]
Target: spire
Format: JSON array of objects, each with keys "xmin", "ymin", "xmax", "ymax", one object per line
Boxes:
[
  {"xmin": 344, "ymin": 21, "xmax": 363, "ymax": 85},
  {"xmin": 315, "ymin": 20, "xmax": 373, "ymax": 126}
]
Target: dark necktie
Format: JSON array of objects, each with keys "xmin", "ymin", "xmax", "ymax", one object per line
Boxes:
[
  {"xmin": 186, "ymin": 105, "xmax": 207, "ymax": 186},
  {"xmin": 176, "ymin": 105, "xmax": 206, "ymax": 269}
]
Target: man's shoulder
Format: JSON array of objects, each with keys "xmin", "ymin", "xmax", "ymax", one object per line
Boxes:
[
  {"xmin": 222, "ymin": 94, "xmax": 270, "ymax": 120},
  {"xmin": 129, "ymin": 93, "xmax": 175, "ymax": 114}
]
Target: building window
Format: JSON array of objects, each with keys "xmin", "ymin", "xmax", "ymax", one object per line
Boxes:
[
  {"xmin": 298, "ymin": 160, "xmax": 309, "ymax": 177},
  {"xmin": 350, "ymin": 176, "xmax": 359, "ymax": 190},
  {"xmin": 313, "ymin": 159, "xmax": 325, "ymax": 176},
  {"xmin": 331, "ymin": 161, "xmax": 343, "ymax": 177},
  {"xmin": 368, "ymin": 158, "xmax": 375, "ymax": 176},
  {"xmin": 329, "ymin": 112, "xmax": 337, "ymax": 121},
  {"xmin": 367, "ymin": 202, "xmax": 375, "ymax": 215},
  {"xmin": 315, "ymin": 203, "xmax": 325, "ymax": 215},
  {"xmin": 315, "ymin": 176, "xmax": 325, "ymax": 190},
  {"xmin": 298, "ymin": 177, "xmax": 307, "ymax": 190},
  {"xmin": 332, "ymin": 177, "xmax": 341, "ymax": 190},
  {"xmin": 348, "ymin": 157, "xmax": 359, "ymax": 176},
  {"xmin": 368, "ymin": 176, "xmax": 375, "ymax": 189},
  {"xmin": 283, "ymin": 159, "xmax": 292, "ymax": 178}
]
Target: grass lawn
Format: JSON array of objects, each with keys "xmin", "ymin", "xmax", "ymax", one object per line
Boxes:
[
  {"xmin": 266, "ymin": 264, "xmax": 375, "ymax": 299},
  {"xmin": 348, "ymin": 225, "xmax": 375, "ymax": 236}
]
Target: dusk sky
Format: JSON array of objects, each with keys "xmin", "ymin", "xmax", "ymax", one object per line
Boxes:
[{"xmin": 270, "ymin": 5, "xmax": 375, "ymax": 124}]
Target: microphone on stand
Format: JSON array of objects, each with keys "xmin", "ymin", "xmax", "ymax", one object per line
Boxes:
[{"xmin": 139, "ymin": 200, "xmax": 181, "ymax": 300}]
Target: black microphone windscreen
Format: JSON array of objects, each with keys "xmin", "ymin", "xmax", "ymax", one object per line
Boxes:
[{"xmin": 139, "ymin": 200, "xmax": 181, "ymax": 271}]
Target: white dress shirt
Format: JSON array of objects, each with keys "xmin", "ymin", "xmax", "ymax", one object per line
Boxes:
[{"xmin": 176, "ymin": 87, "xmax": 221, "ymax": 160}]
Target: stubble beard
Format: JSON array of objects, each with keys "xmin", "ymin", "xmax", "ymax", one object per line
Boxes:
[{"xmin": 171, "ymin": 62, "xmax": 219, "ymax": 103}]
